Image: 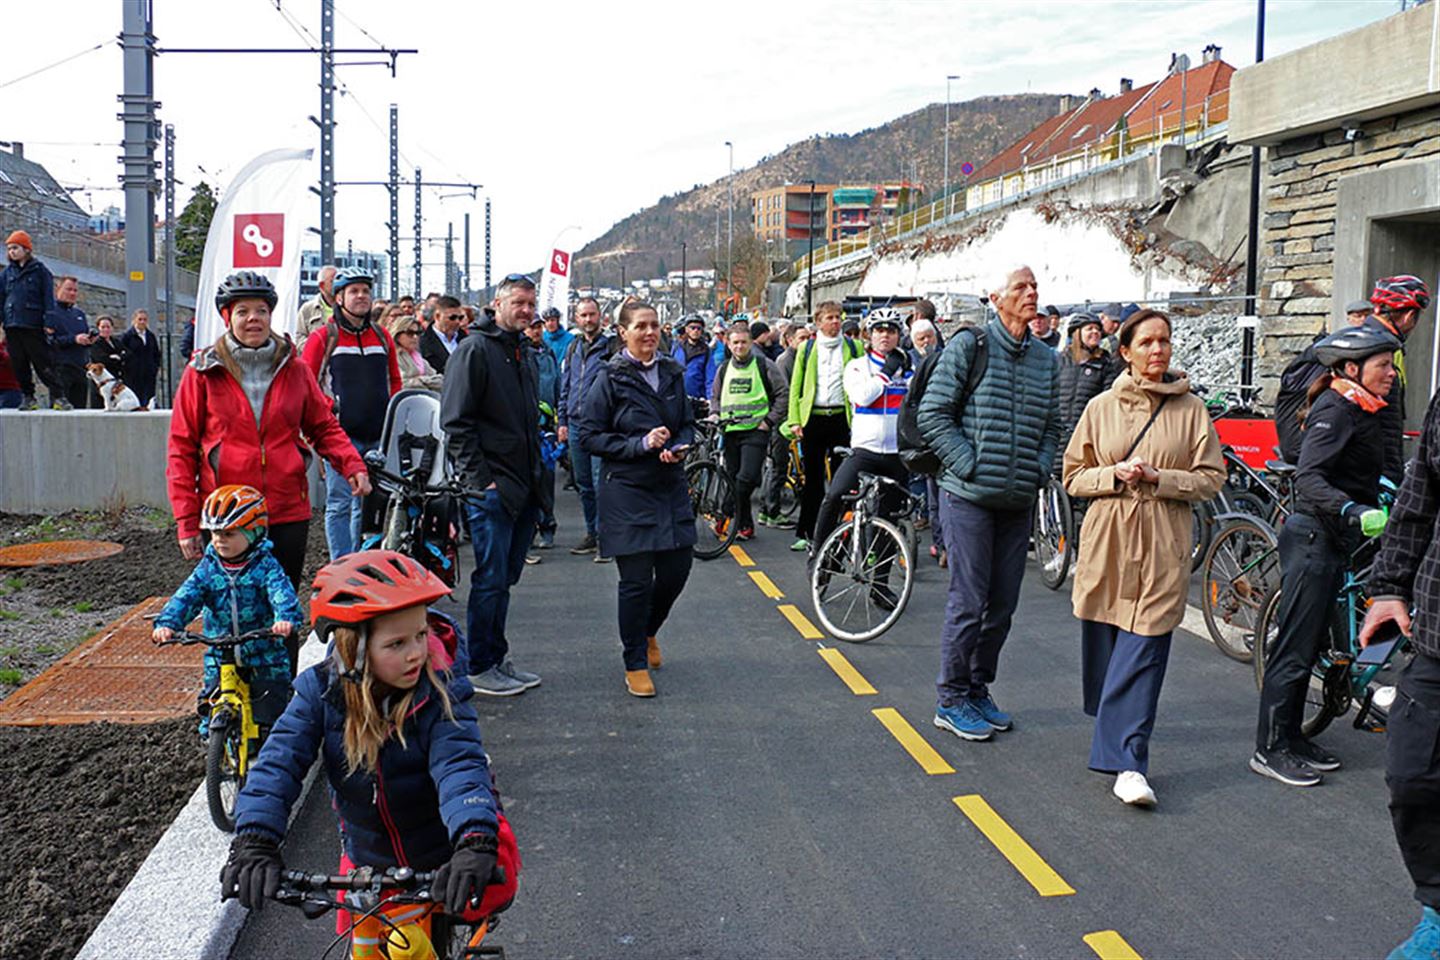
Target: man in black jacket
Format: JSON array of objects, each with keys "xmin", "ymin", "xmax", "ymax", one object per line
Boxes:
[
  {"xmin": 421, "ymin": 295, "xmax": 467, "ymax": 375},
  {"xmin": 441, "ymin": 274, "xmax": 547, "ymax": 697},
  {"xmin": 45, "ymin": 275, "xmax": 91, "ymax": 409}
]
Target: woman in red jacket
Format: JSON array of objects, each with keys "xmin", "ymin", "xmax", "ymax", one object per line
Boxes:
[{"xmin": 167, "ymin": 271, "xmax": 370, "ymax": 669}]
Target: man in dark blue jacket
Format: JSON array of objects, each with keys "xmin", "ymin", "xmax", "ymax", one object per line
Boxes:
[
  {"xmin": 672, "ymin": 315, "xmax": 714, "ymax": 399},
  {"xmin": 442, "ymin": 274, "xmax": 547, "ymax": 696},
  {"xmin": 1, "ymin": 230, "xmax": 65, "ymax": 409},
  {"xmin": 44, "ymin": 274, "xmax": 92, "ymax": 409},
  {"xmin": 917, "ymin": 265, "xmax": 1060, "ymax": 743},
  {"xmin": 557, "ymin": 297, "xmax": 616, "ymax": 556}
]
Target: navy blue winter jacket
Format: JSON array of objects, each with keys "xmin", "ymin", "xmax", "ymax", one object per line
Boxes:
[
  {"xmin": 672, "ymin": 338, "xmax": 715, "ymax": 399},
  {"xmin": 0, "ymin": 257, "xmax": 56, "ymax": 330},
  {"xmin": 45, "ymin": 303, "xmax": 90, "ymax": 368},
  {"xmin": 916, "ymin": 316, "xmax": 1060, "ymax": 510},
  {"xmin": 580, "ymin": 353, "xmax": 697, "ymax": 557},
  {"xmin": 557, "ymin": 332, "xmax": 614, "ymax": 431},
  {"xmin": 234, "ymin": 659, "xmax": 499, "ymax": 869}
]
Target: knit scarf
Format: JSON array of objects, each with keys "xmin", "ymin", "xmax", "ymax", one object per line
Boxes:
[
  {"xmin": 226, "ymin": 334, "xmax": 279, "ymax": 425},
  {"xmin": 1330, "ymin": 376, "xmax": 1387, "ymax": 413}
]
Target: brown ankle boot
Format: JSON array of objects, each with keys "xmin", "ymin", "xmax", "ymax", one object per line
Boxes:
[
  {"xmin": 646, "ymin": 636, "xmax": 662, "ymax": 670},
  {"xmin": 625, "ymin": 669, "xmax": 656, "ymax": 698}
]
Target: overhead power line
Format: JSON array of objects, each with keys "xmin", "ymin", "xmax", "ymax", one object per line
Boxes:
[{"xmin": 0, "ymin": 39, "xmax": 111, "ymax": 90}]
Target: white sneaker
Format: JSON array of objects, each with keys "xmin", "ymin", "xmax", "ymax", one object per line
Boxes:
[{"xmin": 1112, "ymin": 770, "xmax": 1156, "ymax": 807}]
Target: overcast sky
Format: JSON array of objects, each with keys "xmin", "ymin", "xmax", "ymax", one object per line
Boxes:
[{"xmin": 5, "ymin": 0, "xmax": 1400, "ymax": 294}]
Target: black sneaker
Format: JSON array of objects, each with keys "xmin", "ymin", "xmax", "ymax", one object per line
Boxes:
[
  {"xmin": 1249, "ymin": 748, "xmax": 1322, "ymax": 787},
  {"xmin": 1292, "ymin": 738, "xmax": 1341, "ymax": 772},
  {"xmin": 570, "ymin": 533, "xmax": 598, "ymax": 555}
]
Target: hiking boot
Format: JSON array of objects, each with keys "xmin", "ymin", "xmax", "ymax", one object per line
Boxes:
[
  {"xmin": 625, "ymin": 668, "xmax": 656, "ymax": 698},
  {"xmin": 1388, "ymin": 906, "xmax": 1440, "ymax": 960},
  {"xmin": 646, "ymin": 636, "xmax": 662, "ymax": 670},
  {"xmin": 1292, "ymin": 738, "xmax": 1341, "ymax": 772},
  {"xmin": 1249, "ymin": 748, "xmax": 1322, "ymax": 786},
  {"xmin": 570, "ymin": 533, "xmax": 598, "ymax": 555},
  {"xmin": 969, "ymin": 694, "xmax": 1013, "ymax": 731},
  {"xmin": 789, "ymin": 537, "xmax": 809, "ymax": 552},
  {"xmin": 469, "ymin": 666, "xmax": 528, "ymax": 697},
  {"xmin": 934, "ymin": 701, "xmax": 993, "ymax": 741},
  {"xmin": 497, "ymin": 659, "xmax": 541, "ymax": 690},
  {"xmin": 1113, "ymin": 771, "xmax": 1157, "ymax": 807}
]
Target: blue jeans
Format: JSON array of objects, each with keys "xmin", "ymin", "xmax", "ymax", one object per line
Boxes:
[
  {"xmin": 569, "ymin": 435, "xmax": 603, "ymax": 537},
  {"xmin": 0, "ymin": 389, "xmax": 21, "ymax": 409},
  {"xmin": 936, "ymin": 492, "xmax": 1031, "ymax": 706},
  {"xmin": 465, "ymin": 490, "xmax": 538, "ymax": 674},
  {"xmin": 1081, "ymin": 620, "xmax": 1172, "ymax": 775},
  {"xmin": 324, "ymin": 437, "xmax": 377, "ymax": 561}
]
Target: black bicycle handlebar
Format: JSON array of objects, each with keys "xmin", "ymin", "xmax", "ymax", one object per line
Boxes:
[
  {"xmin": 366, "ymin": 459, "xmax": 489, "ymax": 504},
  {"xmin": 157, "ymin": 628, "xmax": 279, "ymax": 648}
]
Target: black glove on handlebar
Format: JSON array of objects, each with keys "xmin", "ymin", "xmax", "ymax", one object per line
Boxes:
[
  {"xmin": 880, "ymin": 350, "xmax": 909, "ymax": 379},
  {"xmin": 220, "ymin": 834, "xmax": 284, "ymax": 911},
  {"xmin": 433, "ymin": 832, "xmax": 499, "ymax": 915}
]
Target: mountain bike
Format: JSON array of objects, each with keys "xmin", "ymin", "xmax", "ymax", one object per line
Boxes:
[
  {"xmin": 760, "ymin": 436, "xmax": 804, "ymax": 525},
  {"xmin": 155, "ymin": 627, "xmax": 285, "ymax": 832},
  {"xmin": 810, "ymin": 470, "xmax": 915, "ymax": 643},
  {"xmin": 686, "ymin": 413, "xmax": 744, "ymax": 561},
  {"xmin": 1252, "ymin": 537, "xmax": 1411, "ymax": 736},
  {"xmin": 272, "ymin": 864, "xmax": 506, "ymax": 959}
]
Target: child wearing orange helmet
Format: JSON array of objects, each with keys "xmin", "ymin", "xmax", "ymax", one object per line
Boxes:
[
  {"xmin": 152, "ymin": 485, "xmax": 302, "ymax": 732},
  {"xmin": 221, "ymin": 550, "xmax": 520, "ymax": 949}
]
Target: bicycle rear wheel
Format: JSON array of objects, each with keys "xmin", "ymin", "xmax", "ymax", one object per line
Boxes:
[
  {"xmin": 687, "ymin": 460, "xmax": 739, "ymax": 561},
  {"xmin": 1201, "ymin": 517, "xmax": 1279, "ymax": 662},
  {"xmin": 206, "ymin": 712, "xmax": 245, "ymax": 833},
  {"xmin": 1252, "ymin": 584, "xmax": 1343, "ymax": 735},
  {"xmin": 1033, "ymin": 478, "xmax": 1073, "ymax": 591},
  {"xmin": 810, "ymin": 517, "xmax": 913, "ymax": 643}
]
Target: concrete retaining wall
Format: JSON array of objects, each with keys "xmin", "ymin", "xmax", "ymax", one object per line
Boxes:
[{"xmin": 0, "ymin": 410, "xmax": 172, "ymax": 514}]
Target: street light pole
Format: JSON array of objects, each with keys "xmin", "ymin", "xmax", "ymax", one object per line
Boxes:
[
  {"xmin": 681, "ymin": 242, "xmax": 687, "ymax": 314},
  {"xmin": 805, "ymin": 179, "xmax": 816, "ymax": 318},
  {"xmin": 1241, "ymin": 0, "xmax": 1266, "ymax": 402},
  {"xmin": 943, "ymin": 74, "xmax": 959, "ymax": 218},
  {"xmin": 725, "ymin": 140, "xmax": 734, "ymax": 296}
]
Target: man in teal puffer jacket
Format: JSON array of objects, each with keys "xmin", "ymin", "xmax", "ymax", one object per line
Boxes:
[{"xmin": 917, "ymin": 265, "xmax": 1060, "ymax": 743}]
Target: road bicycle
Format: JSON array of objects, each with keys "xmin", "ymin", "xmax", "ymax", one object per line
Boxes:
[
  {"xmin": 272, "ymin": 864, "xmax": 506, "ymax": 959},
  {"xmin": 1252, "ymin": 536, "xmax": 1412, "ymax": 736},
  {"xmin": 810, "ymin": 470, "xmax": 915, "ymax": 642},
  {"xmin": 156, "ymin": 627, "xmax": 285, "ymax": 832}
]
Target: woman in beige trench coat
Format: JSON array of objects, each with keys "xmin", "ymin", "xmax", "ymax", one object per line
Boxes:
[{"xmin": 1063, "ymin": 309, "xmax": 1224, "ymax": 807}]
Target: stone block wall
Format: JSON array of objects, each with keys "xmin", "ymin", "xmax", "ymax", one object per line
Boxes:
[{"xmin": 1257, "ymin": 104, "xmax": 1440, "ymax": 392}]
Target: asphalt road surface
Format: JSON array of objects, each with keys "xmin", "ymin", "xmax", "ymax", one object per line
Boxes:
[{"xmin": 232, "ymin": 496, "xmax": 1415, "ymax": 959}]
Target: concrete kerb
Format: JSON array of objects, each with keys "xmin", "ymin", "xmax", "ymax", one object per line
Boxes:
[{"xmin": 75, "ymin": 637, "xmax": 328, "ymax": 960}]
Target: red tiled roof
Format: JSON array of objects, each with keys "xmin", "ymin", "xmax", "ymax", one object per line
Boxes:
[{"xmin": 967, "ymin": 59, "xmax": 1234, "ymax": 183}]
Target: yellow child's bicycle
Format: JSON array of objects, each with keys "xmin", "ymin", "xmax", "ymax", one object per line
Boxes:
[{"xmin": 157, "ymin": 628, "xmax": 287, "ymax": 832}]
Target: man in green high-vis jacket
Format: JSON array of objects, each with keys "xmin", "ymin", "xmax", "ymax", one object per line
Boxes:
[{"xmin": 709, "ymin": 323, "xmax": 788, "ymax": 541}]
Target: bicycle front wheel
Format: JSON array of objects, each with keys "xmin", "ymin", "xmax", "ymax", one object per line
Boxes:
[
  {"xmin": 1033, "ymin": 478, "xmax": 1073, "ymax": 591},
  {"xmin": 206, "ymin": 712, "xmax": 245, "ymax": 833},
  {"xmin": 1252, "ymin": 584, "xmax": 1344, "ymax": 735},
  {"xmin": 1201, "ymin": 517, "xmax": 1279, "ymax": 662},
  {"xmin": 687, "ymin": 460, "xmax": 739, "ymax": 561},
  {"xmin": 811, "ymin": 517, "xmax": 913, "ymax": 643}
]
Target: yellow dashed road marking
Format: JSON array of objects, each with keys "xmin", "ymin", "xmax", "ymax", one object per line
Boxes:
[
  {"xmin": 1083, "ymin": 930, "xmax": 1142, "ymax": 960},
  {"xmin": 817, "ymin": 647, "xmax": 877, "ymax": 695},
  {"xmin": 872, "ymin": 708, "xmax": 956, "ymax": 774},
  {"xmin": 748, "ymin": 570, "xmax": 784, "ymax": 599},
  {"xmin": 777, "ymin": 604, "xmax": 824, "ymax": 639},
  {"xmin": 728, "ymin": 544, "xmax": 755, "ymax": 567},
  {"xmin": 952, "ymin": 795, "xmax": 1076, "ymax": 897}
]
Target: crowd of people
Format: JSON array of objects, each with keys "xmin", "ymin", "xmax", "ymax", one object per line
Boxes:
[{"xmin": 128, "ymin": 250, "xmax": 1440, "ymax": 957}]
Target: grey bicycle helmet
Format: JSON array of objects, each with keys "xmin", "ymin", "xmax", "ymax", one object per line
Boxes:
[
  {"xmin": 332, "ymin": 267, "xmax": 374, "ymax": 298},
  {"xmin": 1313, "ymin": 326, "xmax": 1402, "ymax": 369},
  {"xmin": 215, "ymin": 271, "xmax": 278, "ymax": 312},
  {"xmin": 1066, "ymin": 312, "xmax": 1102, "ymax": 336}
]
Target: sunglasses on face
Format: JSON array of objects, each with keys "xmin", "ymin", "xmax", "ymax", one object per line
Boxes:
[
  {"xmin": 503, "ymin": 272, "xmax": 537, "ymax": 289},
  {"xmin": 444, "ymin": 313, "xmax": 466, "ymax": 322}
]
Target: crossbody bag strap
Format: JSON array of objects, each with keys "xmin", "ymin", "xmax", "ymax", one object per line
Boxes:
[{"xmin": 1121, "ymin": 393, "xmax": 1171, "ymax": 463}]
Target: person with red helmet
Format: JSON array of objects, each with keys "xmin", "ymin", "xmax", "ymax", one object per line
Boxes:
[
  {"xmin": 223, "ymin": 550, "xmax": 520, "ymax": 943},
  {"xmin": 152, "ymin": 485, "xmax": 303, "ymax": 733},
  {"xmin": 167, "ymin": 271, "xmax": 371, "ymax": 667},
  {"xmin": 1364, "ymin": 274, "xmax": 1430, "ymax": 483}
]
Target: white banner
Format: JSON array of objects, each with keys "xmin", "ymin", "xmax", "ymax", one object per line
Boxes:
[
  {"xmin": 194, "ymin": 147, "xmax": 315, "ymax": 350},
  {"xmin": 537, "ymin": 247, "xmax": 572, "ymax": 318}
]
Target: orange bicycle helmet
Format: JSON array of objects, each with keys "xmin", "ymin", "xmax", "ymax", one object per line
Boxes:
[
  {"xmin": 200, "ymin": 485, "xmax": 268, "ymax": 536},
  {"xmin": 311, "ymin": 550, "xmax": 452, "ymax": 682}
]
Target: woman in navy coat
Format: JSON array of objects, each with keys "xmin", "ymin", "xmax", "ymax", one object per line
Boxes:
[{"xmin": 580, "ymin": 300, "xmax": 697, "ymax": 698}]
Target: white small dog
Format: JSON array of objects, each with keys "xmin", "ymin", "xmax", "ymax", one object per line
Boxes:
[{"xmin": 86, "ymin": 363, "xmax": 141, "ymax": 412}]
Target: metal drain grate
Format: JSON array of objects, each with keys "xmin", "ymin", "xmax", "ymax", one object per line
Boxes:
[
  {"xmin": 0, "ymin": 597, "xmax": 204, "ymax": 725},
  {"xmin": 0, "ymin": 540, "xmax": 125, "ymax": 567}
]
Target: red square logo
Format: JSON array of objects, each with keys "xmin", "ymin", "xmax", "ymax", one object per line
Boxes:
[
  {"xmin": 551, "ymin": 249, "xmax": 570, "ymax": 277},
  {"xmin": 233, "ymin": 214, "xmax": 284, "ymax": 268}
]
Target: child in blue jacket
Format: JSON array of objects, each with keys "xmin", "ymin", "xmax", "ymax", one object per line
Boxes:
[
  {"xmin": 222, "ymin": 549, "xmax": 519, "ymax": 943},
  {"xmin": 151, "ymin": 485, "xmax": 301, "ymax": 731}
]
